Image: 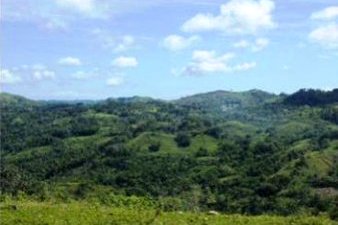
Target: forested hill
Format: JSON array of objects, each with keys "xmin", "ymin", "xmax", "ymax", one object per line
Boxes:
[
  {"xmin": 0, "ymin": 92, "xmax": 37, "ymax": 107},
  {"xmin": 0, "ymin": 89, "xmax": 337, "ymax": 219},
  {"xmin": 283, "ymin": 88, "xmax": 338, "ymax": 106},
  {"xmin": 176, "ymin": 89, "xmax": 277, "ymax": 108}
]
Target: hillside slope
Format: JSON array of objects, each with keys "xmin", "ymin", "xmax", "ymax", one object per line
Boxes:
[{"xmin": 0, "ymin": 89, "xmax": 337, "ymax": 218}]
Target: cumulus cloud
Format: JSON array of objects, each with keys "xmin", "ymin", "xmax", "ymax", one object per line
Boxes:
[
  {"xmin": 2, "ymin": 65, "xmax": 56, "ymax": 83},
  {"xmin": 54, "ymin": 0, "xmax": 112, "ymax": 19},
  {"xmin": 33, "ymin": 70, "xmax": 55, "ymax": 80},
  {"xmin": 2, "ymin": 0, "xmax": 112, "ymax": 30},
  {"xmin": 112, "ymin": 56, "xmax": 138, "ymax": 68},
  {"xmin": 55, "ymin": 0, "xmax": 95, "ymax": 13},
  {"xmin": 309, "ymin": 23, "xmax": 338, "ymax": 49},
  {"xmin": 4, "ymin": 1, "xmax": 237, "ymax": 30},
  {"xmin": 181, "ymin": 0, "xmax": 276, "ymax": 35},
  {"xmin": 31, "ymin": 64, "xmax": 56, "ymax": 80},
  {"xmin": 311, "ymin": 6, "xmax": 338, "ymax": 20},
  {"xmin": 178, "ymin": 50, "xmax": 256, "ymax": 76},
  {"xmin": 233, "ymin": 38, "xmax": 270, "ymax": 51},
  {"xmin": 71, "ymin": 71, "xmax": 94, "ymax": 80},
  {"xmin": 58, "ymin": 57, "xmax": 82, "ymax": 66},
  {"xmin": 162, "ymin": 34, "xmax": 200, "ymax": 51},
  {"xmin": 92, "ymin": 29, "xmax": 136, "ymax": 52},
  {"xmin": 114, "ymin": 35, "xmax": 135, "ymax": 52},
  {"xmin": 233, "ymin": 40, "xmax": 250, "ymax": 48},
  {"xmin": 106, "ymin": 76, "xmax": 124, "ymax": 86},
  {"xmin": 309, "ymin": 6, "xmax": 338, "ymax": 49},
  {"xmin": 0, "ymin": 69, "xmax": 22, "ymax": 84},
  {"xmin": 252, "ymin": 38, "xmax": 270, "ymax": 51}
]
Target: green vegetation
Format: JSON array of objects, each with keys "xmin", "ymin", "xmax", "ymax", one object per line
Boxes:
[
  {"xmin": 1, "ymin": 89, "xmax": 337, "ymax": 223},
  {"xmin": 0, "ymin": 200, "xmax": 335, "ymax": 225}
]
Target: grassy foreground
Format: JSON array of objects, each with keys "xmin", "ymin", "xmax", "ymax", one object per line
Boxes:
[{"xmin": 0, "ymin": 201, "xmax": 336, "ymax": 225}]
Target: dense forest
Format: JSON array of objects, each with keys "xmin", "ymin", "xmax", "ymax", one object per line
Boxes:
[{"xmin": 0, "ymin": 89, "xmax": 337, "ymax": 220}]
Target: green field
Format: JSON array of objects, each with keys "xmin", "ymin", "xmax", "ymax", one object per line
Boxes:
[{"xmin": 1, "ymin": 201, "xmax": 335, "ymax": 225}]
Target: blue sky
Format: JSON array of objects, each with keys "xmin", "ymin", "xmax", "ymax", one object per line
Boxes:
[{"xmin": 1, "ymin": 0, "xmax": 338, "ymax": 100}]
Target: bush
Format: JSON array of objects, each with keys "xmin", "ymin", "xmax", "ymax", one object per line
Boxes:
[
  {"xmin": 148, "ymin": 142, "xmax": 161, "ymax": 152},
  {"xmin": 195, "ymin": 147, "xmax": 209, "ymax": 157},
  {"xmin": 175, "ymin": 133, "xmax": 191, "ymax": 147},
  {"xmin": 206, "ymin": 127, "xmax": 222, "ymax": 139},
  {"xmin": 329, "ymin": 204, "xmax": 338, "ymax": 221},
  {"xmin": 158, "ymin": 197, "xmax": 185, "ymax": 211}
]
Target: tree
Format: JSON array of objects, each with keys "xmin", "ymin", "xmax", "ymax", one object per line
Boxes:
[
  {"xmin": 0, "ymin": 164, "xmax": 30, "ymax": 195},
  {"xmin": 148, "ymin": 142, "xmax": 161, "ymax": 152},
  {"xmin": 71, "ymin": 116, "xmax": 99, "ymax": 136},
  {"xmin": 175, "ymin": 133, "xmax": 191, "ymax": 147},
  {"xmin": 206, "ymin": 127, "xmax": 222, "ymax": 139}
]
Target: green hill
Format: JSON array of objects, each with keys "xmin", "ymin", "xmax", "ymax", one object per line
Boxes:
[
  {"xmin": 0, "ymin": 92, "xmax": 37, "ymax": 107},
  {"xmin": 175, "ymin": 89, "xmax": 278, "ymax": 113},
  {"xmin": 0, "ymin": 89, "xmax": 337, "ymax": 220}
]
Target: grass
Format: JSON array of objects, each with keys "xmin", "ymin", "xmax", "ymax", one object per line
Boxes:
[
  {"xmin": 0, "ymin": 201, "xmax": 335, "ymax": 225},
  {"xmin": 274, "ymin": 139, "xmax": 338, "ymax": 181},
  {"xmin": 306, "ymin": 152, "xmax": 334, "ymax": 177},
  {"xmin": 4, "ymin": 145, "xmax": 52, "ymax": 162},
  {"xmin": 127, "ymin": 132, "xmax": 219, "ymax": 155},
  {"xmin": 127, "ymin": 132, "xmax": 180, "ymax": 153},
  {"xmin": 305, "ymin": 141, "xmax": 338, "ymax": 178},
  {"xmin": 186, "ymin": 135, "xmax": 218, "ymax": 154}
]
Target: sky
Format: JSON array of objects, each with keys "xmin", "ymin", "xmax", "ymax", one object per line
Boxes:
[{"xmin": 1, "ymin": 0, "xmax": 338, "ymax": 100}]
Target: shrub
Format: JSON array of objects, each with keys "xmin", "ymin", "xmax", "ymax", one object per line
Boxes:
[
  {"xmin": 148, "ymin": 142, "xmax": 161, "ymax": 152},
  {"xmin": 175, "ymin": 133, "xmax": 191, "ymax": 147}
]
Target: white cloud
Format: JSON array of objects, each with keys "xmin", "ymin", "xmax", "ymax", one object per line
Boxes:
[
  {"xmin": 106, "ymin": 76, "xmax": 124, "ymax": 86},
  {"xmin": 163, "ymin": 34, "xmax": 200, "ymax": 51},
  {"xmin": 311, "ymin": 6, "xmax": 338, "ymax": 20},
  {"xmin": 179, "ymin": 50, "xmax": 256, "ymax": 75},
  {"xmin": 31, "ymin": 65, "xmax": 56, "ymax": 80},
  {"xmin": 0, "ymin": 69, "xmax": 22, "ymax": 84},
  {"xmin": 233, "ymin": 38, "xmax": 269, "ymax": 52},
  {"xmin": 114, "ymin": 35, "xmax": 135, "ymax": 52},
  {"xmin": 2, "ymin": 0, "xmax": 107, "ymax": 31},
  {"xmin": 58, "ymin": 57, "xmax": 82, "ymax": 66},
  {"xmin": 309, "ymin": 23, "xmax": 338, "ymax": 49},
  {"xmin": 4, "ymin": 1, "xmax": 221, "ymax": 30},
  {"xmin": 252, "ymin": 38, "xmax": 270, "ymax": 52},
  {"xmin": 181, "ymin": 0, "xmax": 276, "ymax": 35},
  {"xmin": 1, "ymin": 64, "xmax": 56, "ymax": 83},
  {"xmin": 55, "ymin": 0, "xmax": 95, "ymax": 13},
  {"xmin": 233, "ymin": 40, "xmax": 250, "ymax": 48},
  {"xmin": 112, "ymin": 56, "xmax": 138, "ymax": 68},
  {"xmin": 309, "ymin": 6, "xmax": 338, "ymax": 50},
  {"xmin": 92, "ymin": 29, "xmax": 136, "ymax": 52},
  {"xmin": 71, "ymin": 71, "xmax": 94, "ymax": 80},
  {"xmin": 33, "ymin": 71, "xmax": 55, "ymax": 80},
  {"xmin": 233, "ymin": 62, "xmax": 257, "ymax": 71}
]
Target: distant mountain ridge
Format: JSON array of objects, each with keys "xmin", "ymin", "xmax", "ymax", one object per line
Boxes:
[
  {"xmin": 0, "ymin": 89, "xmax": 278, "ymax": 105},
  {"xmin": 175, "ymin": 89, "xmax": 279, "ymax": 113},
  {"xmin": 1, "ymin": 88, "xmax": 338, "ymax": 109}
]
